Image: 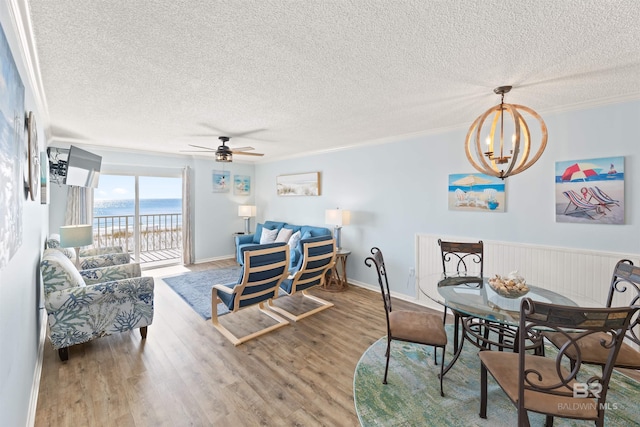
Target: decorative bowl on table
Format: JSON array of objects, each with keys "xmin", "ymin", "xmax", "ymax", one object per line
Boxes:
[{"xmin": 488, "ymin": 272, "xmax": 529, "ymax": 298}]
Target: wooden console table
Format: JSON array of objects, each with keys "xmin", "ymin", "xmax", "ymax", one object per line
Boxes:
[{"xmin": 322, "ymin": 249, "xmax": 351, "ymax": 292}]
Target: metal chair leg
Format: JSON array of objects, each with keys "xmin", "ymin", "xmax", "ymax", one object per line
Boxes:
[
  {"xmin": 479, "ymin": 361, "xmax": 488, "ymax": 418},
  {"xmin": 383, "ymin": 338, "xmax": 391, "ymax": 384}
]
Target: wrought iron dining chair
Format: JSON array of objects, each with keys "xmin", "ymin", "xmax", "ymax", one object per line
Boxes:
[
  {"xmin": 544, "ymin": 259, "xmax": 640, "ymax": 372},
  {"xmin": 268, "ymin": 236, "xmax": 336, "ymax": 321},
  {"xmin": 365, "ymin": 247, "xmax": 448, "ymax": 396},
  {"xmin": 479, "ymin": 298, "xmax": 638, "ymax": 427},
  {"xmin": 438, "ymin": 239, "xmax": 484, "ymax": 351},
  {"xmin": 211, "ymin": 243, "xmax": 290, "ymax": 346}
]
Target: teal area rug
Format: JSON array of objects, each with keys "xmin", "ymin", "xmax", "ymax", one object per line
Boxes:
[
  {"xmin": 354, "ymin": 326, "xmax": 640, "ymax": 426},
  {"xmin": 162, "ymin": 267, "xmax": 242, "ymax": 320}
]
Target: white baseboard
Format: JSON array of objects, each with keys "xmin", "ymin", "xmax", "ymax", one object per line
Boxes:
[
  {"xmin": 27, "ymin": 307, "xmax": 47, "ymax": 427},
  {"xmin": 194, "ymin": 254, "xmax": 237, "ymax": 264},
  {"xmin": 347, "ymin": 279, "xmax": 444, "ymax": 313}
]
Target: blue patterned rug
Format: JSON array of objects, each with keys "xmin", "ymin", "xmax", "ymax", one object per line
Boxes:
[
  {"xmin": 162, "ymin": 267, "xmax": 242, "ymax": 320},
  {"xmin": 354, "ymin": 326, "xmax": 640, "ymax": 426}
]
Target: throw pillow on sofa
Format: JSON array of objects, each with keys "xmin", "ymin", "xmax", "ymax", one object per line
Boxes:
[
  {"xmin": 287, "ymin": 230, "xmax": 301, "ymax": 248},
  {"xmin": 275, "ymin": 228, "xmax": 293, "ymax": 243},
  {"xmin": 260, "ymin": 227, "xmax": 279, "ymax": 244}
]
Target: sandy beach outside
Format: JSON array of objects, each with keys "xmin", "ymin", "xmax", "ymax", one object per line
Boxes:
[
  {"xmin": 555, "ymin": 179, "xmax": 624, "ymax": 224},
  {"xmin": 448, "ymin": 189, "xmax": 506, "ymax": 212}
]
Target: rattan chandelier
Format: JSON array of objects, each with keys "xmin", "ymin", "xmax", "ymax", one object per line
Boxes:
[{"xmin": 464, "ymin": 86, "xmax": 548, "ymax": 179}]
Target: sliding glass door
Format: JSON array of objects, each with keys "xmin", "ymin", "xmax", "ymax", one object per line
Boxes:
[{"xmin": 94, "ymin": 174, "xmax": 182, "ymax": 266}]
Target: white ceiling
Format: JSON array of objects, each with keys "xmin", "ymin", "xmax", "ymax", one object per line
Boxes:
[{"xmin": 24, "ymin": 0, "xmax": 640, "ymax": 162}]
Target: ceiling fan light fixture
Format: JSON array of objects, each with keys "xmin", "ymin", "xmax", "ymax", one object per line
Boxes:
[
  {"xmin": 464, "ymin": 85, "xmax": 548, "ymax": 180},
  {"xmin": 215, "ymin": 148, "xmax": 232, "ymax": 163},
  {"xmin": 215, "ymin": 136, "xmax": 233, "ymax": 162}
]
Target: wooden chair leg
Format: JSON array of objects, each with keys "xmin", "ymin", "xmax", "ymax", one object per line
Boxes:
[
  {"xmin": 140, "ymin": 326, "xmax": 148, "ymax": 339},
  {"xmin": 58, "ymin": 347, "xmax": 69, "ymax": 362}
]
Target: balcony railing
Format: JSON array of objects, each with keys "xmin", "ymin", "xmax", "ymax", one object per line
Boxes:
[{"xmin": 92, "ymin": 213, "xmax": 182, "ymax": 264}]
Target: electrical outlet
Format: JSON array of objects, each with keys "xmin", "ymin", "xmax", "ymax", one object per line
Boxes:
[{"xmin": 409, "ymin": 267, "xmax": 415, "ymax": 276}]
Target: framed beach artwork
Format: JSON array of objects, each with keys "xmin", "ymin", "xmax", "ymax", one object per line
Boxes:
[
  {"xmin": 276, "ymin": 172, "xmax": 321, "ymax": 196},
  {"xmin": 212, "ymin": 170, "xmax": 230, "ymax": 193},
  {"xmin": 555, "ymin": 156, "xmax": 624, "ymax": 224},
  {"xmin": 448, "ymin": 173, "xmax": 505, "ymax": 212},
  {"xmin": 0, "ymin": 22, "xmax": 26, "ymax": 268},
  {"xmin": 233, "ymin": 175, "xmax": 251, "ymax": 195}
]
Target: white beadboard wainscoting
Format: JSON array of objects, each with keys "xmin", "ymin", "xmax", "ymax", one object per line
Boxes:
[{"xmin": 415, "ymin": 234, "xmax": 640, "ymax": 312}]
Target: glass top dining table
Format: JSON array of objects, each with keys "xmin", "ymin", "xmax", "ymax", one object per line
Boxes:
[
  {"xmin": 419, "ymin": 273, "xmax": 600, "ymax": 378},
  {"xmin": 421, "ymin": 274, "xmax": 589, "ymax": 326}
]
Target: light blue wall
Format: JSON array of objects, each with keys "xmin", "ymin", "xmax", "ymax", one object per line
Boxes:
[
  {"xmin": 255, "ymin": 100, "xmax": 640, "ymax": 296},
  {"xmin": 0, "ymin": 6, "xmax": 49, "ymax": 426}
]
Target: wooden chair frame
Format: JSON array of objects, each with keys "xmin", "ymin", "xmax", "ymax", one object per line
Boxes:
[
  {"xmin": 268, "ymin": 239, "xmax": 336, "ymax": 321},
  {"xmin": 211, "ymin": 245, "xmax": 290, "ymax": 346}
]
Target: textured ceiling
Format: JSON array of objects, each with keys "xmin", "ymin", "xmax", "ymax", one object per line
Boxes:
[{"xmin": 26, "ymin": 0, "xmax": 640, "ymax": 162}]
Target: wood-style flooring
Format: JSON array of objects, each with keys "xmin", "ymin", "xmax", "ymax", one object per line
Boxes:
[{"xmin": 34, "ymin": 258, "xmax": 438, "ymax": 426}]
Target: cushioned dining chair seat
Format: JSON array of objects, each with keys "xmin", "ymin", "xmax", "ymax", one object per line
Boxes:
[
  {"xmin": 389, "ymin": 310, "xmax": 447, "ymax": 346},
  {"xmin": 544, "ymin": 331, "xmax": 640, "ymax": 369},
  {"xmin": 479, "ymin": 351, "xmax": 597, "ymax": 420}
]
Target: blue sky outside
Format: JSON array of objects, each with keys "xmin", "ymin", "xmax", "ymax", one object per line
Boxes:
[
  {"xmin": 95, "ymin": 175, "xmax": 182, "ymax": 200},
  {"xmin": 554, "ymin": 156, "xmax": 624, "ymax": 177}
]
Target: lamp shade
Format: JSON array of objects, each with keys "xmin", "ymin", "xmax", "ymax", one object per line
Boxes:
[
  {"xmin": 238, "ymin": 205, "xmax": 257, "ymax": 218},
  {"xmin": 325, "ymin": 209, "xmax": 351, "ymax": 227},
  {"xmin": 59, "ymin": 224, "xmax": 93, "ymax": 248}
]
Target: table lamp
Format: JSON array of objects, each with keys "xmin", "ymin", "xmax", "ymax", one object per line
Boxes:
[
  {"xmin": 325, "ymin": 208, "xmax": 350, "ymax": 250},
  {"xmin": 238, "ymin": 205, "xmax": 257, "ymax": 235},
  {"xmin": 59, "ymin": 224, "xmax": 94, "ymax": 268}
]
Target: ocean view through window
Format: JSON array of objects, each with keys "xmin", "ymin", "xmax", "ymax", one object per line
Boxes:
[{"xmin": 94, "ymin": 174, "xmax": 182, "ymax": 266}]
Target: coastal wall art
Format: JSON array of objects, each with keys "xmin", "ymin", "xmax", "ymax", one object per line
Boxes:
[
  {"xmin": 0, "ymin": 22, "xmax": 26, "ymax": 268},
  {"xmin": 212, "ymin": 170, "xmax": 230, "ymax": 193},
  {"xmin": 448, "ymin": 173, "xmax": 505, "ymax": 212},
  {"xmin": 555, "ymin": 156, "xmax": 624, "ymax": 224},
  {"xmin": 276, "ymin": 172, "xmax": 320, "ymax": 196},
  {"xmin": 233, "ymin": 175, "xmax": 251, "ymax": 195}
]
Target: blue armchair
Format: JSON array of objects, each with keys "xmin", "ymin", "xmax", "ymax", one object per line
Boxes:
[
  {"xmin": 268, "ymin": 236, "xmax": 336, "ymax": 321},
  {"xmin": 211, "ymin": 243, "xmax": 290, "ymax": 346}
]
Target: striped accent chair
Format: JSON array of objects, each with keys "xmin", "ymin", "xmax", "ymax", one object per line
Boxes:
[
  {"xmin": 269, "ymin": 236, "xmax": 336, "ymax": 321},
  {"xmin": 211, "ymin": 243, "xmax": 290, "ymax": 346}
]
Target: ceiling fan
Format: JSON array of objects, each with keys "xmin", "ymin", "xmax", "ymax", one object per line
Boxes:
[{"xmin": 180, "ymin": 136, "xmax": 264, "ymax": 162}]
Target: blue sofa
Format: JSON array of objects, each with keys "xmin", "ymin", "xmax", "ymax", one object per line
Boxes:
[{"xmin": 235, "ymin": 220, "xmax": 332, "ymax": 268}]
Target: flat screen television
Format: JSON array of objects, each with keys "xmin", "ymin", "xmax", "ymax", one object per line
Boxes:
[{"xmin": 63, "ymin": 145, "xmax": 102, "ymax": 188}]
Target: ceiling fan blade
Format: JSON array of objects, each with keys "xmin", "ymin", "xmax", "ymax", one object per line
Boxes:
[
  {"xmin": 198, "ymin": 123, "xmax": 267, "ymax": 138},
  {"xmin": 231, "ymin": 146, "xmax": 254, "ymax": 152},
  {"xmin": 179, "ymin": 150, "xmax": 215, "ymax": 153},
  {"xmin": 188, "ymin": 144, "xmax": 215, "ymax": 150},
  {"xmin": 232, "ymin": 151, "xmax": 264, "ymax": 156}
]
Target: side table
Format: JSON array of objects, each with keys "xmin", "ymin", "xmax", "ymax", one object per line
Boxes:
[{"xmin": 322, "ymin": 249, "xmax": 351, "ymax": 292}]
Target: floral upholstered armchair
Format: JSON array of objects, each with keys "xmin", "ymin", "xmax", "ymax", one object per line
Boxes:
[
  {"xmin": 46, "ymin": 233, "xmax": 131, "ymax": 270},
  {"xmin": 40, "ymin": 248, "xmax": 154, "ymax": 361}
]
